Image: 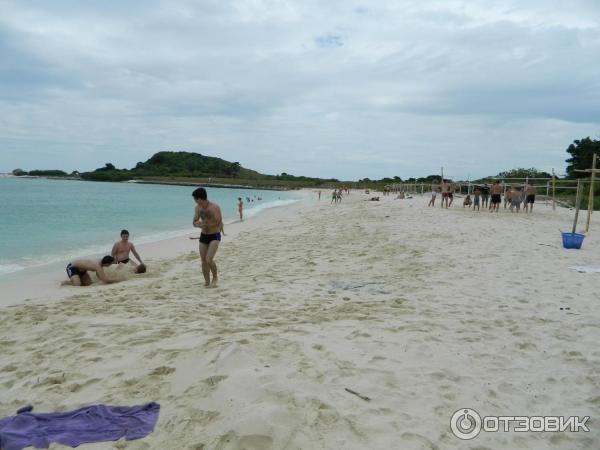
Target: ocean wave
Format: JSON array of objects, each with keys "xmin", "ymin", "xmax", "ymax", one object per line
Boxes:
[
  {"xmin": 243, "ymin": 198, "xmax": 300, "ymax": 219},
  {"xmin": 0, "ymin": 263, "xmax": 25, "ymax": 275}
]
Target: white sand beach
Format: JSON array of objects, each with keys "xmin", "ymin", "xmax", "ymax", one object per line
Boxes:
[{"xmin": 1, "ymin": 192, "xmax": 599, "ymax": 449}]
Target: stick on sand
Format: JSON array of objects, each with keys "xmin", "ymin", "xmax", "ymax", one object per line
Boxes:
[{"xmin": 345, "ymin": 388, "xmax": 371, "ymax": 402}]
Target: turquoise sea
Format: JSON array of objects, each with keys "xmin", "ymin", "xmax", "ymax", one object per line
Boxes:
[{"xmin": 0, "ymin": 177, "xmax": 304, "ymax": 277}]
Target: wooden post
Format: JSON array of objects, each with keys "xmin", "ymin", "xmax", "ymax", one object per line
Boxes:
[
  {"xmin": 552, "ymin": 169, "xmax": 556, "ymax": 211},
  {"xmin": 585, "ymin": 153, "xmax": 597, "ymax": 232},
  {"xmin": 573, "ymin": 179, "xmax": 582, "ymax": 234}
]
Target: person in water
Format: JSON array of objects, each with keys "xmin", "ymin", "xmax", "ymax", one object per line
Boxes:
[
  {"xmin": 192, "ymin": 187, "xmax": 223, "ymax": 287},
  {"xmin": 65, "ymin": 256, "xmax": 123, "ymax": 286},
  {"xmin": 111, "ymin": 229, "xmax": 144, "ymax": 268}
]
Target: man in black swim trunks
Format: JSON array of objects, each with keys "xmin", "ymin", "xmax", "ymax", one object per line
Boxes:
[
  {"xmin": 66, "ymin": 256, "xmax": 123, "ymax": 286},
  {"xmin": 524, "ymin": 181, "xmax": 537, "ymax": 213},
  {"xmin": 481, "ymin": 183, "xmax": 490, "ymax": 208},
  {"xmin": 111, "ymin": 229, "xmax": 144, "ymax": 268},
  {"xmin": 192, "ymin": 187, "xmax": 223, "ymax": 287},
  {"xmin": 490, "ymin": 180, "xmax": 502, "ymax": 212}
]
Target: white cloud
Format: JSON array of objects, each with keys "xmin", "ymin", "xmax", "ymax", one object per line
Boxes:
[{"xmin": 0, "ymin": 0, "xmax": 599, "ymax": 179}]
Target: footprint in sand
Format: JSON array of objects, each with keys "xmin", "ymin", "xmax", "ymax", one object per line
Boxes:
[{"xmin": 213, "ymin": 431, "xmax": 274, "ymax": 450}]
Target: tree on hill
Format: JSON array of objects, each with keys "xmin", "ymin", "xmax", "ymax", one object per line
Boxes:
[
  {"xmin": 496, "ymin": 167, "xmax": 552, "ymax": 179},
  {"xmin": 565, "ymin": 137, "xmax": 600, "ymax": 178}
]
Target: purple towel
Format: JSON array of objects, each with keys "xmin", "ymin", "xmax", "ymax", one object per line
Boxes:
[{"xmin": 0, "ymin": 402, "xmax": 159, "ymax": 450}]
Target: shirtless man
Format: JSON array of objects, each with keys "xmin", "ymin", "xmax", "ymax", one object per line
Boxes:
[
  {"xmin": 524, "ymin": 182, "xmax": 537, "ymax": 213},
  {"xmin": 238, "ymin": 197, "xmax": 244, "ymax": 221},
  {"xmin": 490, "ymin": 181, "xmax": 502, "ymax": 212},
  {"xmin": 504, "ymin": 188, "xmax": 513, "ymax": 209},
  {"xmin": 473, "ymin": 186, "xmax": 481, "ymax": 211},
  {"xmin": 481, "ymin": 183, "xmax": 490, "ymax": 209},
  {"xmin": 192, "ymin": 187, "xmax": 223, "ymax": 287},
  {"xmin": 441, "ymin": 180, "xmax": 450, "ymax": 208},
  {"xmin": 111, "ymin": 229, "xmax": 143, "ymax": 267},
  {"xmin": 65, "ymin": 256, "xmax": 123, "ymax": 286},
  {"xmin": 510, "ymin": 187, "xmax": 523, "ymax": 213},
  {"xmin": 448, "ymin": 181, "xmax": 455, "ymax": 207},
  {"xmin": 428, "ymin": 183, "xmax": 438, "ymax": 207}
]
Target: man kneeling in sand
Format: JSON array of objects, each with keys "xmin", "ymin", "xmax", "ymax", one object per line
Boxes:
[
  {"xmin": 111, "ymin": 229, "xmax": 144, "ymax": 268},
  {"xmin": 65, "ymin": 256, "xmax": 124, "ymax": 286}
]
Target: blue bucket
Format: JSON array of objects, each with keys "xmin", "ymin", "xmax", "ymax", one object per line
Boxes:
[{"xmin": 561, "ymin": 232, "xmax": 585, "ymax": 249}]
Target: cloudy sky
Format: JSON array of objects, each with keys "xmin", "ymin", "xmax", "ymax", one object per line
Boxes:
[{"xmin": 1, "ymin": 0, "xmax": 599, "ymax": 180}]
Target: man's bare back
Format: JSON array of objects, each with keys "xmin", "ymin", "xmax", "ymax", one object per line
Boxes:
[{"xmin": 66, "ymin": 256, "xmax": 123, "ymax": 286}]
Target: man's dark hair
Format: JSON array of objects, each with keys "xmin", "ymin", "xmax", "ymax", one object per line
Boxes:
[
  {"xmin": 121, "ymin": 229, "xmax": 129, "ymax": 236},
  {"xmin": 192, "ymin": 187, "xmax": 207, "ymax": 200},
  {"xmin": 101, "ymin": 255, "xmax": 115, "ymax": 266},
  {"xmin": 135, "ymin": 263, "xmax": 147, "ymax": 274}
]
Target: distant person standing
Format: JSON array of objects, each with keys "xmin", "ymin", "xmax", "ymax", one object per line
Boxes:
[
  {"xmin": 318, "ymin": 190, "xmax": 321, "ymax": 200},
  {"xmin": 111, "ymin": 229, "xmax": 143, "ymax": 268},
  {"xmin": 441, "ymin": 180, "xmax": 450, "ymax": 208},
  {"xmin": 238, "ymin": 197, "xmax": 244, "ymax": 221},
  {"xmin": 428, "ymin": 184, "xmax": 438, "ymax": 207},
  {"xmin": 510, "ymin": 187, "xmax": 523, "ymax": 213},
  {"xmin": 331, "ymin": 189, "xmax": 338, "ymax": 204},
  {"xmin": 473, "ymin": 186, "xmax": 481, "ymax": 211},
  {"xmin": 490, "ymin": 181, "xmax": 502, "ymax": 212},
  {"xmin": 481, "ymin": 183, "xmax": 490, "ymax": 208},
  {"xmin": 448, "ymin": 181, "xmax": 455, "ymax": 207},
  {"xmin": 524, "ymin": 182, "xmax": 536, "ymax": 213},
  {"xmin": 504, "ymin": 188, "xmax": 513, "ymax": 209},
  {"xmin": 192, "ymin": 187, "xmax": 223, "ymax": 287}
]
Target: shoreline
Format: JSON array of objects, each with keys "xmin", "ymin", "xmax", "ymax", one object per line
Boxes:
[
  {"xmin": 4, "ymin": 174, "xmax": 301, "ymax": 191},
  {"xmin": 0, "ymin": 191, "xmax": 314, "ymax": 308}
]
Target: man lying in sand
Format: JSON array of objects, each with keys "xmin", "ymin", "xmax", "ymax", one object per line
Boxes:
[
  {"xmin": 111, "ymin": 229, "xmax": 144, "ymax": 268},
  {"xmin": 65, "ymin": 256, "xmax": 124, "ymax": 286},
  {"xmin": 192, "ymin": 187, "xmax": 223, "ymax": 288}
]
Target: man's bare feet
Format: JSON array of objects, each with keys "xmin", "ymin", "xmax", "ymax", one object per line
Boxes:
[{"xmin": 208, "ymin": 278, "xmax": 218, "ymax": 288}]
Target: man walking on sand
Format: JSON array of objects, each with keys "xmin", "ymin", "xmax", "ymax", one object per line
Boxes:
[
  {"xmin": 192, "ymin": 187, "xmax": 223, "ymax": 287},
  {"xmin": 65, "ymin": 256, "xmax": 123, "ymax": 286}
]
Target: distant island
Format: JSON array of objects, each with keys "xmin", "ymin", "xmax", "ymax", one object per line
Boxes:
[{"xmin": 11, "ymin": 151, "xmax": 343, "ymax": 190}]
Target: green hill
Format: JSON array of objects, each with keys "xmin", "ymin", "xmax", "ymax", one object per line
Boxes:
[
  {"xmin": 79, "ymin": 151, "xmax": 255, "ymax": 181},
  {"xmin": 76, "ymin": 151, "xmax": 340, "ymax": 188}
]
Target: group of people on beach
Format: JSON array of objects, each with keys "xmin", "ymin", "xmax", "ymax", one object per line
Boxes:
[
  {"xmin": 66, "ymin": 187, "xmax": 228, "ymax": 288},
  {"xmin": 65, "ymin": 230, "xmax": 146, "ymax": 286},
  {"xmin": 429, "ymin": 180, "xmax": 537, "ymax": 213}
]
